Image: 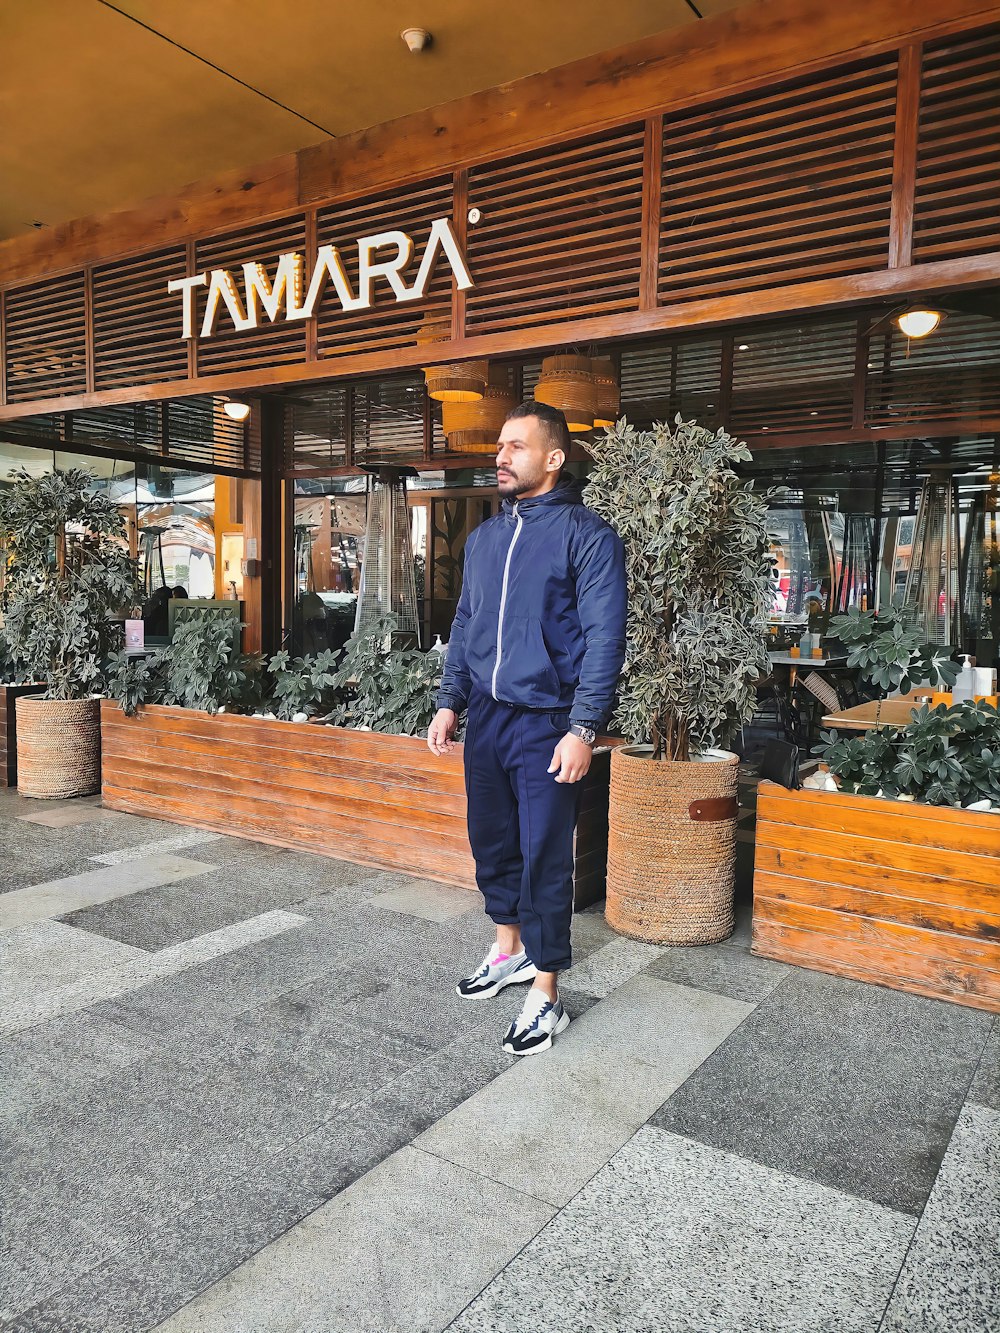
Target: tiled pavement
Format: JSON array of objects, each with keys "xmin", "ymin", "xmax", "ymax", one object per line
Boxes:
[{"xmin": 1, "ymin": 785, "xmax": 997, "ymax": 1333}]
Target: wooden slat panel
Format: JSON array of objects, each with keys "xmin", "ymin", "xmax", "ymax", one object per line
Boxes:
[
  {"xmin": 92, "ymin": 247, "xmax": 188, "ymax": 390},
  {"xmin": 754, "ymin": 844, "xmax": 1000, "ymax": 919},
  {"xmin": 194, "ymin": 213, "xmax": 308, "ymax": 376},
  {"xmin": 758, "ymin": 891, "xmax": 1000, "ymax": 970},
  {"xmin": 913, "ymin": 23, "xmax": 1000, "ymax": 262},
  {"xmin": 4, "ymin": 273, "xmax": 86, "ymax": 401},
  {"xmin": 465, "ymin": 124, "xmax": 644, "ymax": 335},
  {"xmin": 754, "ymin": 819, "xmax": 999, "ymax": 891},
  {"xmin": 315, "ymin": 176, "xmax": 455, "ymax": 359},
  {"xmin": 755, "ymin": 867, "xmax": 1000, "ymax": 945},
  {"xmin": 758, "ymin": 786, "xmax": 1000, "ymax": 859},
  {"xmin": 102, "ymin": 783, "xmax": 477, "ymax": 888},
  {"xmin": 752, "ymin": 916, "xmax": 1000, "ymax": 1012},
  {"xmin": 659, "ymin": 54, "xmax": 897, "ymax": 304}
]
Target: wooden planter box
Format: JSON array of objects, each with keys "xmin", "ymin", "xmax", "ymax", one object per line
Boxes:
[
  {"xmin": 1, "ymin": 684, "xmax": 46, "ymax": 787},
  {"xmin": 753, "ymin": 781, "xmax": 1000, "ymax": 1013},
  {"xmin": 100, "ymin": 701, "xmax": 610, "ymax": 905}
]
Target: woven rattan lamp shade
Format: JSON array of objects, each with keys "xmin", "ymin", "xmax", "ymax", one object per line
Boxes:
[
  {"xmin": 442, "ymin": 365, "xmax": 517, "ymax": 453},
  {"xmin": 591, "ymin": 357, "xmax": 620, "ymax": 428},
  {"xmin": 534, "ymin": 354, "xmax": 596, "ymax": 432},
  {"xmin": 417, "ymin": 313, "xmax": 487, "ymax": 403}
]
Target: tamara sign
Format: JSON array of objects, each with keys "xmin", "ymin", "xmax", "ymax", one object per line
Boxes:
[{"xmin": 167, "ymin": 217, "xmax": 473, "ymax": 340}]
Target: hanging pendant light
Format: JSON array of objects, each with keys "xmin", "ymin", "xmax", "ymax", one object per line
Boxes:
[
  {"xmin": 534, "ymin": 353, "xmax": 596, "ymax": 432},
  {"xmin": 417, "ymin": 313, "xmax": 487, "ymax": 403},
  {"xmin": 590, "ymin": 357, "xmax": 620, "ymax": 428},
  {"xmin": 441, "ymin": 365, "xmax": 518, "ymax": 453}
]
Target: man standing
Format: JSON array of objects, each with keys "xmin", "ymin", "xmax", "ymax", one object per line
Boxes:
[{"xmin": 427, "ymin": 402, "xmax": 627, "ymax": 1056}]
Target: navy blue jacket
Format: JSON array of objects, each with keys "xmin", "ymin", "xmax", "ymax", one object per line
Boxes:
[{"xmin": 437, "ymin": 476, "xmax": 627, "ymax": 727}]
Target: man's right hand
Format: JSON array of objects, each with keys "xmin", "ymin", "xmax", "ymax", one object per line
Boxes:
[{"xmin": 427, "ymin": 708, "xmax": 459, "ymax": 755}]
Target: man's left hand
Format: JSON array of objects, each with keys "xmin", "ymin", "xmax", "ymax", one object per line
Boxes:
[{"xmin": 548, "ymin": 733, "xmax": 593, "ymax": 784}]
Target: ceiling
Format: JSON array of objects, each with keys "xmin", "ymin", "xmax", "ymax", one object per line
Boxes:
[{"xmin": 0, "ymin": 0, "xmax": 743, "ymax": 243}]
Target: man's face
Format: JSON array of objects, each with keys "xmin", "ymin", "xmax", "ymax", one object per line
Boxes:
[{"xmin": 495, "ymin": 415, "xmax": 563, "ymax": 499}]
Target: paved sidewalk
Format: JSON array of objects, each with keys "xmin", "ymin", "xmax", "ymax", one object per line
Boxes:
[{"xmin": 1, "ymin": 785, "xmax": 997, "ymax": 1332}]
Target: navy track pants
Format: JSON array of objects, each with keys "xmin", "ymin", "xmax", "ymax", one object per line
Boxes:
[{"xmin": 463, "ymin": 691, "xmax": 581, "ymax": 974}]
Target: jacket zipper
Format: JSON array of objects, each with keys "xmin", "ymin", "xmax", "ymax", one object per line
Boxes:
[{"xmin": 491, "ymin": 501, "xmax": 522, "ymax": 700}]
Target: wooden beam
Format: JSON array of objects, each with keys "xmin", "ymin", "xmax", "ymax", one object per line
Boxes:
[
  {"xmin": 889, "ymin": 43, "xmax": 923, "ymax": 268},
  {"xmin": 3, "ymin": 248, "xmax": 997, "ymax": 422}
]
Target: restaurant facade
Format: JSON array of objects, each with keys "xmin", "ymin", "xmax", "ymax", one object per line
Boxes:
[{"xmin": 1, "ymin": 0, "xmax": 999, "ymax": 1001}]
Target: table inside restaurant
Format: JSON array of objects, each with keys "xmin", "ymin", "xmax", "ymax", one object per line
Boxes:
[{"xmin": 820, "ymin": 698, "xmax": 924, "ymax": 731}]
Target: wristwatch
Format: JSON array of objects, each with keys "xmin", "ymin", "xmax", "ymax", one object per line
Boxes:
[{"xmin": 569, "ymin": 723, "xmax": 597, "ymax": 746}]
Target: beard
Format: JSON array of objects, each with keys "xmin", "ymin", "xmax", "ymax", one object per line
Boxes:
[{"xmin": 497, "ymin": 468, "xmax": 539, "ymax": 498}]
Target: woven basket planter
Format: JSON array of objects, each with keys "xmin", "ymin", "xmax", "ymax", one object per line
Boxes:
[
  {"xmin": 15, "ymin": 696, "xmax": 102, "ymax": 799},
  {"xmin": 534, "ymin": 353, "xmax": 596, "ymax": 432},
  {"xmin": 606, "ymin": 745, "xmax": 739, "ymax": 945}
]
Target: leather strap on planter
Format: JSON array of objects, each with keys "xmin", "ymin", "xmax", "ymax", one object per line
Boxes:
[{"xmin": 688, "ymin": 796, "xmax": 738, "ymax": 822}]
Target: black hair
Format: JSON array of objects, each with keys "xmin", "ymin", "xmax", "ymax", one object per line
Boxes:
[
  {"xmin": 504, "ymin": 401, "xmax": 572, "ymax": 462},
  {"xmin": 172, "ymin": 586, "xmax": 188, "ymax": 599}
]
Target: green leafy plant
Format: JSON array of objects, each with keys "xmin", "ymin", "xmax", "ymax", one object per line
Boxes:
[
  {"xmin": 584, "ymin": 416, "xmax": 775, "ymax": 760},
  {"xmin": 0, "ymin": 468, "xmax": 137, "ymax": 699},
  {"xmin": 266, "ymin": 649, "xmax": 340, "ymax": 720},
  {"xmin": 817, "ymin": 701, "xmax": 1000, "ymax": 808},
  {"xmin": 323, "ymin": 613, "xmax": 443, "ymax": 736},
  {"xmin": 814, "ymin": 601, "xmax": 975, "ymax": 804},
  {"xmin": 830, "ymin": 603, "xmax": 958, "ymax": 704},
  {"xmin": 0, "ymin": 625, "xmax": 27, "ymax": 683},
  {"xmin": 107, "ymin": 611, "xmax": 261, "ymax": 716}
]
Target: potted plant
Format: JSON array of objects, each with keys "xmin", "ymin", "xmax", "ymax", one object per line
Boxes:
[
  {"xmin": 0, "ymin": 624, "xmax": 45, "ymax": 788},
  {"xmin": 585, "ymin": 416, "xmax": 774, "ymax": 944},
  {"xmin": 753, "ymin": 607, "xmax": 1000, "ymax": 1012},
  {"xmin": 0, "ymin": 468, "xmax": 137, "ymax": 798}
]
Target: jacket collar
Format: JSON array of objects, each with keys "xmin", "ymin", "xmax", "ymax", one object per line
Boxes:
[{"xmin": 501, "ymin": 473, "xmax": 583, "ymax": 517}]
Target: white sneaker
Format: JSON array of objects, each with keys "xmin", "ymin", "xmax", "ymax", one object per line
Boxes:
[
  {"xmin": 502, "ymin": 987, "xmax": 570, "ymax": 1056},
  {"xmin": 456, "ymin": 946, "xmax": 537, "ymax": 999}
]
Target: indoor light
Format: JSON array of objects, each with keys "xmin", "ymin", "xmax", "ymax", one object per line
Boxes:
[
  {"xmin": 896, "ymin": 308, "xmax": 942, "ymax": 339},
  {"xmin": 223, "ymin": 399, "xmax": 251, "ymax": 422}
]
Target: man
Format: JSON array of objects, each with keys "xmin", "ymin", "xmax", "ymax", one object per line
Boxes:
[{"xmin": 427, "ymin": 402, "xmax": 627, "ymax": 1056}]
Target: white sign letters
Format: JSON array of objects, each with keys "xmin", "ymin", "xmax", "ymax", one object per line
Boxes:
[{"xmin": 167, "ymin": 217, "xmax": 473, "ymax": 340}]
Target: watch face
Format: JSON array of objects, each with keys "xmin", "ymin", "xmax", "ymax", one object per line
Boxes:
[{"xmin": 574, "ymin": 726, "xmax": 596, "ymax": 745}]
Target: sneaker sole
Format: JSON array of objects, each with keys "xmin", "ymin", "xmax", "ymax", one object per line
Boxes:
[
  {"xmin": 456, "ymin": 964, "xmax": 537, "ymax": 1000},
  {"xmin": 503, "ymin": 1009, "xmax": 570, "ymax": 1056}
]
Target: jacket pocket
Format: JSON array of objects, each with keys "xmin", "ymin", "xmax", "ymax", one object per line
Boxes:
[{"xmin": 501, "ymin": 616, "xmax": 561, "ymax": 703}]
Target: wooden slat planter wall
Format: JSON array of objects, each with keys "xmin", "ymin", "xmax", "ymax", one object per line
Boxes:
[
  {"xmin": 100, "ymin": 701, "xmax": 610, "ymax": 903},
  {"xmin": 752, "ymin": 781, "xmax": 1000, "ymax": 1013},
  {"xmin": 1, "ymin": 685, "xmax": 45, "ymax": 787}
]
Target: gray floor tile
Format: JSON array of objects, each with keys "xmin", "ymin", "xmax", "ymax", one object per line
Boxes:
[
  {"xmin": 2, "ymin": 912, "xmax": 308, "ymax": 1035},
  {"xmin": 3, "ymin": 1169, "xmax": 328, "ymax": 1333},
  {"xmin": 0, "ymin": 920, "xmax": 147, "ymax": 1006},
  {"xmin": 369, "ymin": 878, "xmax": 480, "ymax": 922},
  {"xmin": 90, "ymin": 831, "xmax": 222, "ymax": 865},
  {"xmin": 18, "ymin": 804, "xmax": 122, "ymax": 828},
  {"xmin": 558, "ymin": 936, "xmax": 663, "ymax": 998},
  {"xmin": 643, "ymin": 940, "xmax": 790, "ymax": 1004},
  {"xmin": 967, "ymin": 1018, "xmax": 1000, "ymax": 1113},
  {"xmin": 652, "ymin": 967, "xmax": 993, "ymax": 1214},
  {"xmin": 0, "ymin": 855, "xmax": 216, "ymax": 928},
  {"xmin": 448, "ymin": 1125, "xmax": 914, "ymax": 1333},
  {"xmin": 417, "ymin": 975, "xmax": 752, "ymax": 1206},
  {"xmin": 881, "ymin": 1102, "xmax": 1000, "ymax": 1333},
  {"xmin": 151, "ymin": 1146, "xmax": 555, "ymax": 1333}
]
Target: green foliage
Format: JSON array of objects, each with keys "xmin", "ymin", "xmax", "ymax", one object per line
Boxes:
[
  {"xmin": 0, "ymin": 625, "xmax": 26, "ymax": 683},
  {"xmin": 829, "ymin": 603, "xmax": 959, "ymax": 695},
  {"xmin": 323, "ymin": 614, "xmax": 443, "ymax": 736},
  {"xmin": 584, "ymin": 416, "xmax": 775, "ymax": 759},
  {"xmin": 107, "ymin": 611, "xmax": 261, "ymax": 716},
  {"xmin": 266, "ymin": 649, "xmax": 340, "ymax": 720},
  {"xmin": 817, "ymin": 701, "xmax": 1000, "ymax": 808},
  {"xmin": 0, "ymin": 468, "xmax": 138, "ymax": 700}
]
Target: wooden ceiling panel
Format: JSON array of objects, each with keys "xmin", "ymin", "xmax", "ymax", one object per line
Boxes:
[{"xmin": 0, "ymin": 0, "xmax": 735, "ymax": 244}]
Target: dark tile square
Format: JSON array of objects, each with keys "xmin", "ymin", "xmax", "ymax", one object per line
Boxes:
[{"xmin": 651, "ymin": 967, "xmax": 992, "ymax": 1214}]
